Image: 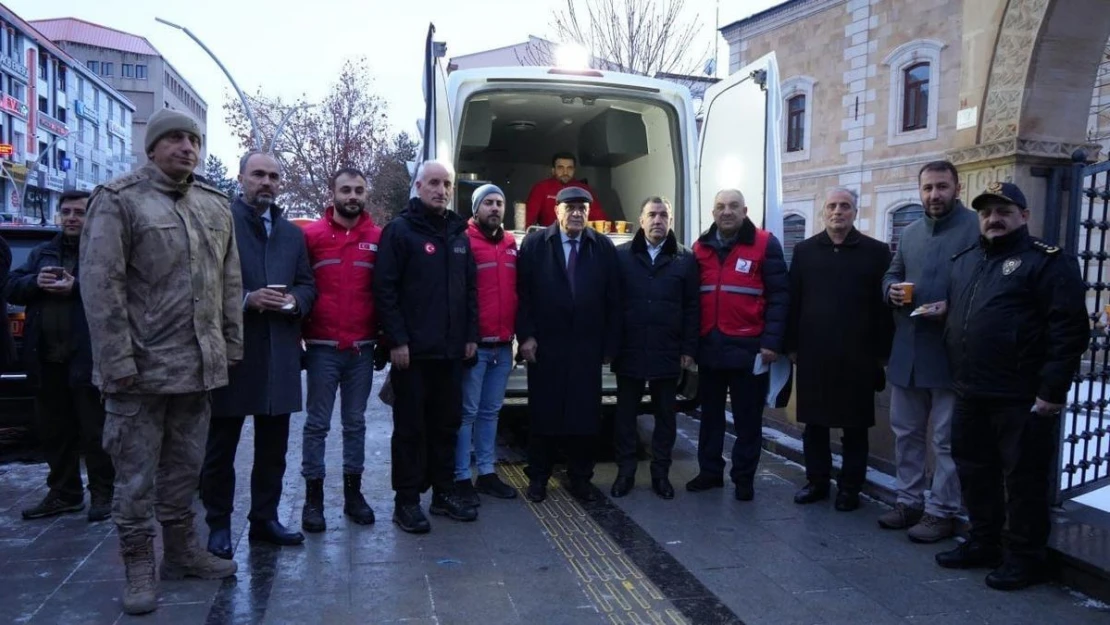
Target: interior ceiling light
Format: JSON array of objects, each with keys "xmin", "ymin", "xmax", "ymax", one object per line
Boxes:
[{"xmin": 508, "ymin": 120, "xmax": 537, "ymax": 131}]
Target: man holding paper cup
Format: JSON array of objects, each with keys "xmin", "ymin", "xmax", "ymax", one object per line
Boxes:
[
  {"xmin": 879, "ymin": 161, "xmax": 979, "ymax": 543},
  {"xmin": 201, "ymin": 151, "xmax": 317, "ymax": 558}
]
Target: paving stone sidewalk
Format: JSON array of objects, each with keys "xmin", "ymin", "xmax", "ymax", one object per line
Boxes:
[{"xmin": 0, "ymin": 369, "xmax": 1106, "ymax": 624}]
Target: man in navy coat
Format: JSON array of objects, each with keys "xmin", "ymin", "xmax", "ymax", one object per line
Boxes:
[
  {"xmin": 200, "ymin": 151, "xmax": 316, "ymax": 558},
  {"xmin": 516, "ymin": 186, "xmax": 621, "ymax": 504}
]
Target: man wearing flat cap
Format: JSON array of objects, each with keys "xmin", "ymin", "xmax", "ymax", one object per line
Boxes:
[
  {"xmin": 936, "ymin": 181, "xmax": 1088, "ymax": 591},
  {"xmin": 81, "ymin": 108, "xmax": 243, "ymax": 615},
  {"xmin": 516, "ymin": 185, "xmax": 621, "ymax": 503}
]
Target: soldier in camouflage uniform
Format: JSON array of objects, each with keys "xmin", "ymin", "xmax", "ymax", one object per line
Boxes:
[{"xmin": 80, "ymin": 108, "xmax": 244, "ymax": 616}]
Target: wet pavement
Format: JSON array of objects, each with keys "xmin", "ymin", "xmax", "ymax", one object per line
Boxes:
[{"xmin": 0, "ymin": 368, "xmax": 1107, "ymax": 624}]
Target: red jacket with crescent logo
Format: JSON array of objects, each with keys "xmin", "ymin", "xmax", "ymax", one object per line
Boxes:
[
  {"xmin": 694, "ymin": 228, "xmax": 771, "ymax": 338},
  {"xmin": 524, "ymin": 178, "xmax": 609, "ymax": 227},
  {"xmin": 466, "ymin": 220, "xmax": 518, "ymax": 343},
  {"xmin": 301, "ymin": 207, "xmax": 381, "ymax": 350}
]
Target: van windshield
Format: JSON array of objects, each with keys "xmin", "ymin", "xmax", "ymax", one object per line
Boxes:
[{"xmin": 453, "ymin": 89, "xmax": 683, "ymax": 242}]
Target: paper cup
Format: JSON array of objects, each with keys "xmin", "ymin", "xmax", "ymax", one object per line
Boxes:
[{"xmin": 897, "ymin": 282, "xmax": 914, "ymax": 304}]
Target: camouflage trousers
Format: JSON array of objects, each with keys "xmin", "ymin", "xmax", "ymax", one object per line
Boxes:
[{"xmin": 101, "ymin": 392, "xmax": 210, "ymax": 542}]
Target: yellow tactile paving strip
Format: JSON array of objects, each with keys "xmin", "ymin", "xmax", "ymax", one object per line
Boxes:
[{"xmin": 498, "ymin": 463, "xmax": 690, "ymax": 625}]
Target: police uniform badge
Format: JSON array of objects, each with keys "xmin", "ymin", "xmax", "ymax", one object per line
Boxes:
[
  {"xmin": 1002, "ymin": 258, "xmax": 1021, "ymax": 275},
  {"xmin": 987, "ymin": 181, "xmax": 1004, "ymax": 193}
]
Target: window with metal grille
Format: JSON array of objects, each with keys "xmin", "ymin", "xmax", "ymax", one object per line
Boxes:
[
  {"xmin": 783, "ymin": 213, "xmax": 806, "ymax": 265},
  {"xmin": 888, "ymin": 203, "xmax": 924, "ymax": 251},
  {"xmin": 903, "ymin": 63, "xmax": 929, "ymax": 131},
  {"xmin": 787, "ymin": 95, "xmax": 805, "ymax": 152}
]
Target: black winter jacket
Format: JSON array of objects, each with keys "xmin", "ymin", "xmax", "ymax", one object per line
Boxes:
[
  {"xmin": 612, "ymin": 230, "xmax": 699, "ymax": 380},
  {"xmin": 3, "ymin": 234, "xmax": 94, "ymax": 387},
  {"xmin": 373, "ymin": 198, "xmax": 478, "ymax": 359},
  {"xmin": 945, "ymin": 226, "xmax": 1089, "ymax": 404}
]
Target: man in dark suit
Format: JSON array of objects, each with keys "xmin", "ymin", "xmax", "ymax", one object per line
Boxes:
[
  {"xmin": 610, "ymin": 197, "xmax": 699, "ymax": 500},
  {"xmin": 516, "ymin": 186, "xmax": 621, "ymax": 504},
  {"xmin": 200, "ymin": 151, "xmax": 317, "ymax": 558}
]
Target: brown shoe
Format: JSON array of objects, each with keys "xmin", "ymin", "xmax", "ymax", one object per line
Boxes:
[
  {"xmin": 120, "ymin": 536, "xmax": 158, "ymax": 615},
  {"xmin": 159, "ymin": 521, "xmax": 238, "ymax": 580},
  {"xmin": 908, "ymin": 513, "xmax": 956, "ymax": 544},
  {"xmin": 877, "ymin": 503, "xmax": 923, "ymax": 530}
]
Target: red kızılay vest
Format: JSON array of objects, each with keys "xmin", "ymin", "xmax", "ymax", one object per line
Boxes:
[
  {"xmin": 466, "ymin": 221, "xmax": 518, "ymax": 343},
  {"xmin": 693, "ymin": 228, "xmax": 771, "ymax": 338},
  {"xmin": 302, "ymin": 207, "xmax": 382, "ymax": 350}
]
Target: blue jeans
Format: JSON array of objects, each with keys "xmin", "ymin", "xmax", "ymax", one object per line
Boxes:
[
  {"xmin": 456, "ymin": 345, "xmax": 513, "ymax": 480},
  {"xmin": 301, "ymin": 343, "xmax": 375, "ymax": 480}
]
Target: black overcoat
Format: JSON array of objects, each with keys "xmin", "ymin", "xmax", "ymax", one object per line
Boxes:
[
  {"xmin": 210, "ymin": 198, "xmax": 316, "ymax": 417},
  {"xmin": 516, "ymin": 224, "xmax": 621, "ymax": 436},
  {"xmin": 785, "ymin": 228, "xmax": 893, "ymax": 428}
]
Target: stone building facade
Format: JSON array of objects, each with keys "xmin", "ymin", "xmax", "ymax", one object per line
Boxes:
[{"xmin": 723, "ymin": 0, "xmax": 1110, "ymax": 262}]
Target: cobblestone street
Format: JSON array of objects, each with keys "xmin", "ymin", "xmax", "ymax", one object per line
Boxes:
[{"xmin": 0, "ymin": 369, "xmax": 1106, "ymax": 624}]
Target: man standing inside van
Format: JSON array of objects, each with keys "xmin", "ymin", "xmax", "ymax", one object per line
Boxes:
[
  {"xmin": 688, "ymin": 188, "xmax": 789, "ymax": 502},
  {"xmin": 525, "ymin": 153, "xmax": 610, "ymax": 227}
]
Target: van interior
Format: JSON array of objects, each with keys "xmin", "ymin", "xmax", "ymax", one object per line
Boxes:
[{"xmin": 452, "ymin": 89, "xmax": 684, "ymax": 239}]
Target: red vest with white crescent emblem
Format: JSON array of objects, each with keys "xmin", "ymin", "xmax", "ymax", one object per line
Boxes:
[
  {"xmin": 693, "ymin": 228, "xmax": 771, "ymax": 338},
  {"xmin": 466, "ymin": 221, "xmax": 518, "ymax": 343}
]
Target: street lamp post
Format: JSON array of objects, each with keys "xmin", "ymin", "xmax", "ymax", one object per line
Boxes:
[
  {"xmin": 155, "ymin": 17, "xmax": 262, "ymax": 150},
  {"xmin": 271, "ymin": 103, "xmax": 316, "ymax": 154}
]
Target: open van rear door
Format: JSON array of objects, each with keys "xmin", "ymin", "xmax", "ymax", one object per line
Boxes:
[
  {"xmin": 414, "ymin": 23, "xmax": 456, "ymax": 206},
  {"xmin": 697, "ymin": 52, "xmax": 784, "ymax": 242}
]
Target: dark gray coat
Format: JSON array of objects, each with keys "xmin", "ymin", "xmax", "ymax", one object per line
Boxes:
[
  {"xmin": 210, "ymin": 198, "xmax": 316, "ymax": 417},
  {"xmin": 516, "ymin": 224, "xmax": 621, "ymax": 436},
  {"xmin": 882, "ymin": 204, "xmax": 979, "ymax": 389},
  {"xmin": 612, "ymin": 230, "xmax": 699, "ymax": 380}
]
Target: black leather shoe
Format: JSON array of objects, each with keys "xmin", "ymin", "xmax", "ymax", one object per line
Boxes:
[
  {"xmin": 793, "ymin": 482, "xmax": 830, "ymax": 505},
  {"xmin": 207, "ymin": 527, "xmax": 233, "ymax": 559},
  {"xmin": 936, "ymin": 541, "xmax": 1004, "ymax": 570},
  {"xmin": 393, "ymin": 504, "xmax": 431, "ymax": 534},
  {"xmin": 734, "ymin": 481, "xmax": 754, "ymax": 501},
  {"xmin": 249, "ymin": 520, "xmax": 305, "ymax": 546},
  {"xmin": 834, "ymin": 491, "xmax": 860, "ymax": 512},
  {"xmin": 651, "ymin": 477, "xmax": 675, "ymax": 500},
  {"xmin": 610, "ymin": 475, "xmax": 634, "ymax": 498},
  {"xmin": 475, "ymin": 473, "xmax": 517, "ymax": 499},
  {"xmin": 568, "ymin": 481, "xmax": 600, "ymax": 503},
  {"xmin": 430, "ymin": 491, "xmax": 478, "ymax": 522},
  {"xmin": 685, "ymin": 474, "xmax": 725, "ymax": 492},
  {"xmin": 526, "ymin": 481, "xmax": 547, "ymax": 503},
  {"xmin": 985, "ymin": 560, "xmax": 1045, "ymax": 591}
]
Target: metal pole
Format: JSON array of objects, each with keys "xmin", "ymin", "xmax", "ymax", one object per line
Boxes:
[
  {"xmin": 271, "ymin": 103, "xmax": 316, "ymax": 154},
  {"xmin": 155, "ymin": 17, "xmax": 262, "ymax": 150}
]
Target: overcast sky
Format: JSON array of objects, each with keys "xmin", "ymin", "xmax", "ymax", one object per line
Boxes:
[{"xmin": 10, "ymin": 0, "xmax": 781, "ymax": 170}]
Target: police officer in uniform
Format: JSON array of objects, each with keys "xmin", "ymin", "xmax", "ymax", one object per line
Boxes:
[{"xmin": 936, "ymin": 182, "xmax": 1089, "ymax": 591}]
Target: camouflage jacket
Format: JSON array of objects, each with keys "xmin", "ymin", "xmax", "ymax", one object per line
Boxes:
[{"xmin": 80, "ymin": 163, "xmax": 244, "ymax": 394}]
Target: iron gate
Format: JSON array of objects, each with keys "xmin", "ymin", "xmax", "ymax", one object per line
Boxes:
[{"xmin": 1058, "ymin": 152, "xmax": 1110, "ymax": 503}]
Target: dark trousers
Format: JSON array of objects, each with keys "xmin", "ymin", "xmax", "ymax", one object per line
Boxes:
[
  {"xmin": 525, "ymin": 434, "xmax": 596, "ymax": 484},
  {"xmin": 614, "ymin": 375, "xmax": 678, "ymax": 479},
  {"xmin": 35, "ymin": 362, "xmax": 114, "ymax": 501},
  {"xmin": 200, "ymin": 414, "xmax": 291, "ymax": 528},
  {"xmin": 952, "ymin": 396, "xmax": 1056, "ymax": 561},
  {"xmin": 697, "ymin": 367, "xmax": 769, "ymax": 484},
  {"xmin": 802, "ymin": 424, "xmax": 869, "ymax": 492},
  {"xmin": 390, "ymin": 359, "xmax": 463, "ymax": 505}
]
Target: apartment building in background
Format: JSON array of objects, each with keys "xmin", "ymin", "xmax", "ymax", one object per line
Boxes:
[
  {"xmin": 0, "ymin": 3, "xmax": 134, "ymax": 223},
  {"xmin": 30, "ymin": 17, "xmax": 207, "ymax": 174}
]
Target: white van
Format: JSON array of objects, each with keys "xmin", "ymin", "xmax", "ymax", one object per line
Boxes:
[{"xmin": 412, "ymin": 24, "xmax": 786, "ymax": 411}]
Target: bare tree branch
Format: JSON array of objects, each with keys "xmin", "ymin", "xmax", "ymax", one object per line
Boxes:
[{"xmin": 518, "ymin": 0, "xmax": 711, "ymax": 78}]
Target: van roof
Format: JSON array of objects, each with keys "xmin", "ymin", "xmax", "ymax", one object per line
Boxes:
[{"xmin": 447, "ymin": 66, "xmax": 693, "ymax": 100}]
